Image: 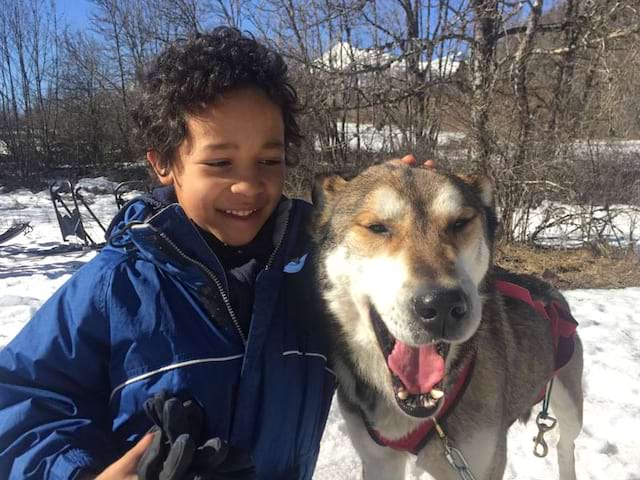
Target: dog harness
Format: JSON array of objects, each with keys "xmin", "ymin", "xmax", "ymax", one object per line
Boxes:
[
  {"xmin": 495, "ymin": 280, "xmax": 578, "ymax": 372},
  {"xmin": 364, "ymin": 280, "xmax": 578, "ymax": 455}
]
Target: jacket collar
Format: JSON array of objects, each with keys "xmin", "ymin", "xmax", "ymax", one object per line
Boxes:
[{"xmin": 105, "ymin": 187, "xmax": 296, "ymax": 288}]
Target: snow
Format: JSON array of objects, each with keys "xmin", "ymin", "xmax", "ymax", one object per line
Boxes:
[
  {"xmin": 315, "ymin": 42, "xmax": 462, "ymax": 77},
  {"xmin": 316, "ymin": 123, "xmax": 465, "ymax": 152},
  {"xmin": 1, "ymin": 184, "xmax": 639, "ymax": 478},
  {"xmin": 312, "ymin": 120, "xmax": 640, "ymax": 158},
  {"xmin": 510, "ymin": 202, "xmax": 640, "ymax": 249},
  {"xmin": 572, "ymin": 139, "xmax": 640, "ymax": 155}
]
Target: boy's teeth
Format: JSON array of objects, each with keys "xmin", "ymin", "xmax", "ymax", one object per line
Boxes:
[{"xmin": 225, "ymin": 209, "xmax": 255, "ymax": 217}]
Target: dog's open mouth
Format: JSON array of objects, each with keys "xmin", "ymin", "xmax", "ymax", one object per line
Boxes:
[{"xmin": 370, "ymin": 305, "xmax": 450, "ymax": 418}]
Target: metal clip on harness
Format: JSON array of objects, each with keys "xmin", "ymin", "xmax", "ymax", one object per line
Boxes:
[
  {"xmin": 533, "ymin": 412, "xmax": 557, "ymax": 458},
  {"xmin": 533, "ymin": 378, "xmax": 557, "ymax": 458},
  {"xmin": 432, "ymin": 419, "xmax": 477, "ymax": 480}
]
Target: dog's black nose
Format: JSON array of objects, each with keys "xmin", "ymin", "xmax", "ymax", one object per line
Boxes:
[{"xmin": 412, "ymin": 288, "xmax": 469, "ymax": 334}]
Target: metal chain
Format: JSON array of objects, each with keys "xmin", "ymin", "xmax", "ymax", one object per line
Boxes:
[
  {"xmin": 430, "ymin": 378, "xmax": 559, "ymax": 474},
  {"xmin": 432, "ymin": 419, "xmax": 478, "ymax": 480}
]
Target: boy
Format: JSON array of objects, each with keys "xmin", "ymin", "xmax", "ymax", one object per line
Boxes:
[{"xmin": 0, "ymin": 28, "xmax": 335, "ymax": 479}]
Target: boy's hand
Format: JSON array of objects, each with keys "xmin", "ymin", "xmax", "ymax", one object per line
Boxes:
[
  {"xmin": 89, "ymin": 433, "xmax": 154, "ymax": 479},
  {"xmin": 398, "ymin": 154, "xmax": 436, "ymax": 169}
]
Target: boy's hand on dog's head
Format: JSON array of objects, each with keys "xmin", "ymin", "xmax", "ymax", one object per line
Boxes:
[{"xmin": 397, "ymin": 154, "xmax": 436, "ymax": 169}]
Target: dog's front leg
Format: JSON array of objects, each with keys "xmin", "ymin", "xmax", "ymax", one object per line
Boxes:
[{"xmin": 339, "ymin": 400, "xmax": 408, "ymax": 480}]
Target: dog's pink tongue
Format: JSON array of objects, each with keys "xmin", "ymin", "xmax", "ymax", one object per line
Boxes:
[{"xmin": 387, "ymin": 341, "xmax": 445, "ymax": 394}]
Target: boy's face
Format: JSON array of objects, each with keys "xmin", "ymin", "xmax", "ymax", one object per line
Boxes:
[{"xmin": 150, "ymin": 88, "xmax": 286, "ymax": 246}]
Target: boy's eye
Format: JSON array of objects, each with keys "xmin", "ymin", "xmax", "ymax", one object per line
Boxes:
[
  {"xmin": 206, "ymin": 160, "xmax": 231, "ymax": 167},
  {"xmin": 259, "ymin": 158, "xmax": 284, "ymax": 166}
]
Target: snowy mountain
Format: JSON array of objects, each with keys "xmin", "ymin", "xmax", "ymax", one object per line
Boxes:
[{"xmin": 315, "ymin": 41, "xmax": 463, "ymax": 77}]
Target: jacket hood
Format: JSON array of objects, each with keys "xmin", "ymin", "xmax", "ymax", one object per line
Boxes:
[
  {"xmin": 105, "ymin": 186, "xmax": 175, "ymax": 243},
  {"xmin": 103, "ymin": 186, "xmax": 305, "ymax": 291},
  {"xmin": 104, "ymin": 185, "xmax": 228, "ymax": 288}
]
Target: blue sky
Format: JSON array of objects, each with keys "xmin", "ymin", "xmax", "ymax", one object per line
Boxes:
[{"xmin": 57, "ymin": 0, "xmax": 94, "ymax": 31}]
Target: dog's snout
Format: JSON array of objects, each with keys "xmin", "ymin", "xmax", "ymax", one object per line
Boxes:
[{"xmin": 412, "ymin": 288, "xmax": 469, "ymax": 334}]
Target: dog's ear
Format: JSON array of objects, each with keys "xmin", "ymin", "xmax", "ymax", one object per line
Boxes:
[
  {"xmin": 311, "ymin": 174, "xmax": 349, "ymax": 209},
  {"xmin": 459, "ymin": 174, "xmax": 498, "ymax": 242},
  {"xmin": 461, "ymin": 175, "xmax": 494, "ymax": 208}
]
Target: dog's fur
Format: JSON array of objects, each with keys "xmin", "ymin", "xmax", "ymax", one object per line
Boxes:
[{"xmin": 311, "ymin": 163, "xmax": 583, "ymax": 480}]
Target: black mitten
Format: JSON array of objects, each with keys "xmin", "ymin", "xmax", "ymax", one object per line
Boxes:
[
  {"xmin": 137, "ymin": 390, "xmax": 255, "ymax": 480},
  {"xmin": 137, "ymin": 391, "xmax": 204, "ymax": 480},
  {"xmin": 185, "ymin": 438, "xmax": 256, "ymax": 480}
]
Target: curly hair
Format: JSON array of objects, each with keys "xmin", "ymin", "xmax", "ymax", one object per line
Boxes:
[{"xmin": 131, "ymin": 27, "xmax": 302, "ymax": 170}]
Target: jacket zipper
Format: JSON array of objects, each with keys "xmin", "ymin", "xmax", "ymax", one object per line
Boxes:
[
  {"xmin": 148, "ymin": 208, "xmax": 291, "ymax": 345},
  {"xmin": 154, "ymin": 229, "xmax": 248, "ymax": 345},
  {"xmin": 265, "ymin": 212, "xmax": 290, "ymax": 271}
]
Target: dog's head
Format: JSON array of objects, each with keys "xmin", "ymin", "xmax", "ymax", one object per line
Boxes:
[{"xmin": 312, "ymin": 163, "xmax": 497, "ymax": 417}]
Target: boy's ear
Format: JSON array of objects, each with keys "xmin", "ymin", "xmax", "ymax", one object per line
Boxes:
[
  {"xmin": 147, "ymin": 150, "xmax": 174, "ymax": 186},
  {"xmin": 459, "ymin": 174, "xmax": 493, "ymax": 208},
  {"xmin": 311, "ymin": 174, "xmax": 349, "ymax": 210}
]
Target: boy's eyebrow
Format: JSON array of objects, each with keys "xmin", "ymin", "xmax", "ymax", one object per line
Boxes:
[
  {"xmin": 262, "ymin": 140, "xmax": 285, "ymax": 149},
  {"xmin": 202, "ymin": 140, "xmax": 285, "ymax": 150},
  {"xmin": 202, "ymin": 142, "xmax": 238, "ymax": 151}
]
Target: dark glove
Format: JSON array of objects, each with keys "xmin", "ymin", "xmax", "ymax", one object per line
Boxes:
[
  {"xmin": 137, "ymin": 390, "xmax": 204, "ymax": 480},
  {"xmin": 137, "ymin": 391, "xmax": 256, "ymax": 480},
  {"xmin": 185, "ymin": 437, "xmax": 256, "ymax": 480}
]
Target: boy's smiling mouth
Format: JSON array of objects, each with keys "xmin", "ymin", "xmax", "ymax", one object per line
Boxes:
[{"xmin": 223, "ymin": 209, "xmax": 257, "ymax": 217}]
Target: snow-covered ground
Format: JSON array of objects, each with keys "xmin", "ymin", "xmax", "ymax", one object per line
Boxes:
[
  {"xmin": 1, "ymin": 182, "xmax": 639, "ymax": 479},
  {"xmin": 314, "ymin": 121, "xmax": 640, "ymax": 158},
  {"xmin": 313, "ymin": 123, "xmax": 465, "ymax": 152},
  {"xmin": 510, "ymin": 202, "xmax": 640, "ymax": 250}
]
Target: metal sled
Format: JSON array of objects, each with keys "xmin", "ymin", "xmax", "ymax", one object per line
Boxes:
[
  {"xmin": 2, "ymin": 180, "xmax": 150, "ymax": 258},
  {"xmin": 49, "ymin": 180, "xmax": 106, "ymax": 246},
  {"xmin": 114, "ymin": 180, "xmax": 151, "ymax": 210},
  {"xmin": 0, "ymin": 222, "xmax": 31, "ymax": 244}
]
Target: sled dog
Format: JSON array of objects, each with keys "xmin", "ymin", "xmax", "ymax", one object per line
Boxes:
[{"xmin": 311, "ymin": 163, "xmax": 583, "ymax": 480}]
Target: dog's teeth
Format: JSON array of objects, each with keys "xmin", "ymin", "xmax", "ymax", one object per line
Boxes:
[
  {"xmin": 397, "ymin": 389, "xmax": 409, "ymax": 400},
  {"xmin": 430, "ymin": 388, "xmax": 444, "ymax": 399},
  {"xmin": 422, "ymin": 396, "xmax": 436, "ymax": 407}
]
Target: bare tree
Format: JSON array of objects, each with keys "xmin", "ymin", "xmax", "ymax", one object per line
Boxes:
[
  {"xmin": 1, "ymin": 0, "xmax": 639, "ymax": 242},
  {"xmin": 0, "ymin": 0, "xmax": 60, "ymax": 178}
]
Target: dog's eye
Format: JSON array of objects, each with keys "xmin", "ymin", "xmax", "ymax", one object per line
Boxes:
[
  {"xmin": 367, "ymin": 224, "xmax": 389, "ymax": 235},
  {"xmin": 451, "ymin": 216, "xmax": 474, "ymax": 232}
]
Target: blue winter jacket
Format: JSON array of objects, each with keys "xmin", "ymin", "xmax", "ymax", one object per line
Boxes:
[{"xmin": 0, "ymin": 193, "xmax": 335, "ymax": 479}]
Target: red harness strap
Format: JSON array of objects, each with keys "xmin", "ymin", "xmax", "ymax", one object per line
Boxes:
[
  {"xmin": 365, "ymin": 280, "xmax": 578, "ymax": 455},
  {"xmin": 366, "ymin": 355, "xmax": 475, "ymax": 455},
  {"xmin": 495, "ymin": 280, "xmax": 578, "ymax": 370}
]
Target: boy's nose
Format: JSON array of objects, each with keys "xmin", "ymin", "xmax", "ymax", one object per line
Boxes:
[{"xmin": 230, "ymin": 179, "xmax": 264, "ymax": 197}]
